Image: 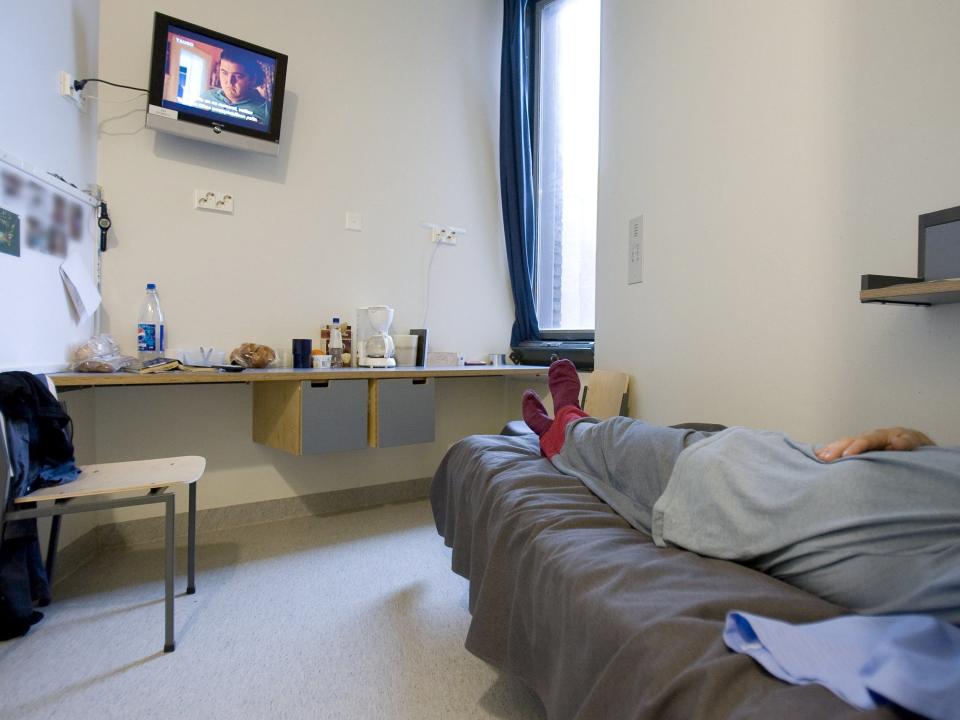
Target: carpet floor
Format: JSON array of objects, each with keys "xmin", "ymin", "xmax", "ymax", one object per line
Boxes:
[{"xmin": 0, "ymin": 499, "xmax": 546, "ymax": 720}]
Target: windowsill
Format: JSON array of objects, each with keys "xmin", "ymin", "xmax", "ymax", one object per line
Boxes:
[
  {"xmin": 509, "ymin": 335, "xmax": 595, "ymax": 370},
  {"xmin": 538, "ymin": 329, "xmax": 594, "ymax": 341}
]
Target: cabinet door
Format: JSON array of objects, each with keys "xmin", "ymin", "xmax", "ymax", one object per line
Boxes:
[
  {"xmin": 375, "ymin": 378, "xmax": 435, "ymax": 448},
  {"xmin": 301, "ymin": 380, "xmax": 369, "ymax": 454}
]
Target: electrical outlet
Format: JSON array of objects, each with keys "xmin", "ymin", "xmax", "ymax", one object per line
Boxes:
[
  {"xmin": 194, "ymin": 190, "xmax": 235, "ymax": 214},
  {"xmin": 431, "ymin": 227, "xmax": 455, "ymax": 245},
  {"xmin": 430, "ymin": 226, "xmax": 466, "ymax": 245},
  {"xmin": 59, "ymin": 71, "xmax": 84, "ymax": 109},
  {"xmin": 628, "ymin": 215, "xmax": 643, "ymax": 284}
]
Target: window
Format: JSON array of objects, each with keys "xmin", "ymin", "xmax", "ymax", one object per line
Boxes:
[{"xmin": 533, "ymin": 0, "xmax": 600, "ymax": 334}]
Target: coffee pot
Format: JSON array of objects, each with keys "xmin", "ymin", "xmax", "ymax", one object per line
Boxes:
[{"xmin": 356, "ymin": 305, "xmax": 396, "ymax": 368}]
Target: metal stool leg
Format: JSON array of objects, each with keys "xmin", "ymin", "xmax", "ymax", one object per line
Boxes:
[
  {"xmin": 187, "ymin": 482, "xmax": 196, "ymax": 595},
  {"xmin": 44, "ymin": 500, "xmax": 68, "ymax": 584},
  {"xmin": 163, "ymin": 492, "xmax": 175, "ymax": 653}
]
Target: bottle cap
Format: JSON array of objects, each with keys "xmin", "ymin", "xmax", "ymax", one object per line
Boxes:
[{"xmin": 146, "ymin": 283, "xmax": 156, "ymax": 290}]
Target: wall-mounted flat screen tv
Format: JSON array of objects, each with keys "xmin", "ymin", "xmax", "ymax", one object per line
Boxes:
[{"xmin": 146, "ymin": 13, "xmax": 288, "ymax": 156}]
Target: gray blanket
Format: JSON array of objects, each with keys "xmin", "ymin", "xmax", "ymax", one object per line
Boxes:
[{"xmin": 432, "ymin": 433, "xmax": 906, "ymax": 720}]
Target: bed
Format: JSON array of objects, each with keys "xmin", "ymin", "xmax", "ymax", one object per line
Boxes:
[{"xmin": 431, "ymin": 432, "xmax": 910, "ymax": 719}]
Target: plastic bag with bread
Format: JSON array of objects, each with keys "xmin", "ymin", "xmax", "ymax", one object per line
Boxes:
[{"xmin": 229, "ymin": 343, "xmax": 276, "ymax": 368}]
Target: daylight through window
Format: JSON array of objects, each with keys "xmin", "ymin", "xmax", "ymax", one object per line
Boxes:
[{"xmin": 534, "ymin": 0, "xmax": 600, "ymax": 332}]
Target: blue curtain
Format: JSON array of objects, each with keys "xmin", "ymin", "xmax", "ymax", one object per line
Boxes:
[{"xmin": 500, "ymin": 0, "xmax": 541, "ymax": 346}]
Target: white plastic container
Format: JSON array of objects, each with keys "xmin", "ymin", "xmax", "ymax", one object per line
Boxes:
[
  {"xmin": 183, "ymin": 348, "xmax": 225, "ymax": 366},
  {"xmin": 329, "ymin": 328, "xmax": 344, "ymax": 368},
  {"xmin": 392, "ymin": 335, "xmax": 419, "ymax": 367},
  {"xmin": 137, "ymin": 283, "xmax": 166, "ymax": 362}
]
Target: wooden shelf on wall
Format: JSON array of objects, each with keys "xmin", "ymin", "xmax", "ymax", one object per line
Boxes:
[{"xmin": 860, "ymin": 278, "xmax": 960, "ymax": 306}]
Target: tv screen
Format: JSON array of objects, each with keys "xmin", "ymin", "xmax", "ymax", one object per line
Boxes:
[{"xmin": 146, "ymin": 13, "xmax": 288, "ymax": 156}]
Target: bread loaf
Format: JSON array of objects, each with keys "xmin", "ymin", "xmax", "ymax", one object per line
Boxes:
[{"xmin": 229, "ymin": 343, "xmax": 276, "ymax": 368}]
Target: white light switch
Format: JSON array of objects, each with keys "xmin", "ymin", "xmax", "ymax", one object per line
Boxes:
[
  {"xmin": 345, "ymin": 211, "xmax": 362, "ymax": 231},
  {"xmin": 628, "ymin": 215, "xmax": 643, "ymax": 284}
]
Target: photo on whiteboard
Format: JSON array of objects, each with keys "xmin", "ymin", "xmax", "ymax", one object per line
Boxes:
[
  {"xmin": 1, "ymin": 169, "xmax": 22, "ymax": 198},
  {"xmin": 0, "ymin": 206, "xmax": 19, "ymax": 257},
  {"xmin": 69, "ymin": 201, "xmax": 84, "ymax": 240},
  {"xmin": 1, "ymin": 165, "xmax": 92, "ymax": 259},
  {"xmin": 48, "ymin": 226, "xmax": 68, "ymax": 257}
]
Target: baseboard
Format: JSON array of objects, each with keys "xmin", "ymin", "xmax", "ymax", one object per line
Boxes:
[{"xmin": 54, "ymin": 476, "xmax": 432, "ymax": 575}]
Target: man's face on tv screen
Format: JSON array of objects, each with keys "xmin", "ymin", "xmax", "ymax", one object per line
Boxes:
[{"xmin": 218, "ymin": 59, "xmax": 256, "ymax": 104}]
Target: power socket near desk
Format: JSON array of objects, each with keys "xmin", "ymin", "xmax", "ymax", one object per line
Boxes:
[{"xmin": 194, "ymin": 190, "xmax": 234, "ymax": 214}]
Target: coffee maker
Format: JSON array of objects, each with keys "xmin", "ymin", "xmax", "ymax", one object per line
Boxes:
[{"xmin": 355, "ymin": 306, "xmax": 397, "ymax": 368}]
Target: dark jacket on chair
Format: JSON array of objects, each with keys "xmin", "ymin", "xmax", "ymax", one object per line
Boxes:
[{"xmin": 0, "ymin": 371, "xmax": 79, "ymax": 639}]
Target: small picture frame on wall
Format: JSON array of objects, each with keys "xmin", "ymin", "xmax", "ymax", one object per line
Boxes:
[{"xmin": 0, "ymin": 206, "xmax": 20, "ymax": 257}]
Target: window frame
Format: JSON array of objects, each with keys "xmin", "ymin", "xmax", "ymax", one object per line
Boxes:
[{"xmin": 530, "ymin": 0, "xmax": 598, "ymax": 341}]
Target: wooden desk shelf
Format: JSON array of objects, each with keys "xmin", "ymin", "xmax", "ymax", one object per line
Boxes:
[
  {"xmin": 860, "ymin": 278, "xmax": 960, "ymax": 306},
  {"xmin": 51, "ymin": 365, "xmax": 546, "ymax": 387},
  {"xmin": 52, "ymin": 365, "xmax": 547, "ymax": 456}
]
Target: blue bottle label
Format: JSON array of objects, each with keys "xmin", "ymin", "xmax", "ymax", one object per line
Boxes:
[{"xmin": 138, "ymin": 323, "xmax": 156, "ymax": 351}]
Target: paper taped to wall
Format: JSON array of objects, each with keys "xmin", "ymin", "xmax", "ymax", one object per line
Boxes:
[{"xmin": 60, "ymin": 250, "xmax": 100, "ymax": 322}]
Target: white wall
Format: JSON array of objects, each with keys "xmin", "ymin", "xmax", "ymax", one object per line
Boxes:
[
  {"xmin": 1, "ymin": 0, "xmax": 100, "ymax": 544},
  {"xmin": 97, "ymin": 0, "xmax": 512, "ymax": 360},
  {"xmin": 0, "ymin": 0, "xmax": 100, "ymax": 372},
  {"xmin": 597, "ymin": 0, "xmax": 960, "ymax": 445},
  {"xmin": 2, "ymin": 1, "xmax": 98, "ymax": 206},
  {"xmin": 88, "ymin": 0, "xmax": 516, "ymax": 521}
]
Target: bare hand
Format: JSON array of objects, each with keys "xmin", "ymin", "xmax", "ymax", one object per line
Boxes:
[{"xmin": 816, "ymin": 427, "xmax": 935, "ymax": 461}]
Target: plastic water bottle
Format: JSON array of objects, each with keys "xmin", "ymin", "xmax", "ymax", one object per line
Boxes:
[
  {"xmin": 138, "ymin": 283, "xmax": 166, "ymax": 362},
  {"xmin": 329, "ymin": 328, "xmax": 343, "ymax": 368}
]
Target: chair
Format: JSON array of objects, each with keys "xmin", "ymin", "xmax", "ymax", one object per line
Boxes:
[
  {"xmin": 502, "ymin": 370, "xmax": 631, "ymax": 435},
  {"xmin": 580, "ymin": 370, "xmax": 630, "ymax": 418},
  {"xmin": 0, "ymin": 407, "xmax": 204, "ymax": 652}
]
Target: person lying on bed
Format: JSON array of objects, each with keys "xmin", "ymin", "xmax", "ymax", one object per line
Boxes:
[{"xmin": 522, "ymin": 360, "xmax": 959, "ymax": 623}]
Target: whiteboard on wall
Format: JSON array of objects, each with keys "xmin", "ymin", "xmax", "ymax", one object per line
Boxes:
[{"xmin": 0, "ymin": 150, "xmax": 100, "ymax": 372}]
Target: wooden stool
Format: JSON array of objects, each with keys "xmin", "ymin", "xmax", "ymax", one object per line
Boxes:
[{"xmin": 1, "ymin": 418, "xmax": 204, "ymax": 652}]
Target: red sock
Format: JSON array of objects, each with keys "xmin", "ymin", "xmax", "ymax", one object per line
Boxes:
[
  {"xmin": 540, "ymin": 405, "xmax": 589, "ymax": 458},
  {"xmin": 548, "ymin": 359, "xmax": 581, "ymax": 410},
  {"xmin": 522, "ymin": 390, "xmax": 552, "ymax": 436}
]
